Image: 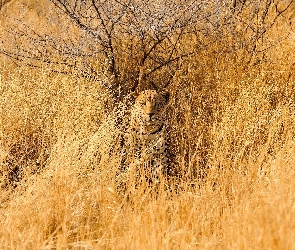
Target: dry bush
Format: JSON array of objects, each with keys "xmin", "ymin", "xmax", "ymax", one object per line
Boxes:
[
  {"xmin": 1, "ymin": 0, "xmax": 295, "ymax": 249},
  {"xmin": 0, "ymin": 65, "xmax": 112, "ymax": 188},
  {"xmin": 2, "ymin": 0, "xmax": 294, "ymax": 95}
]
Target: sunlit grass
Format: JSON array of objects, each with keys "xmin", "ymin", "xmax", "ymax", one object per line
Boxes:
[{"xmin": 1, "ymin": 1, "xmax": 295, "ymax": 249}]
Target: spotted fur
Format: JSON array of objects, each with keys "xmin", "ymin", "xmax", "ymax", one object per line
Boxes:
[{"xmin": 126, "ymin": 89, "xmax": 170, "ymax": 183}]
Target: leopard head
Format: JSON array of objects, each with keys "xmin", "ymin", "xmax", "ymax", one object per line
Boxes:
[{"xmin": 131, "ymin": 90, "xmax": 170, "ymax": 134}]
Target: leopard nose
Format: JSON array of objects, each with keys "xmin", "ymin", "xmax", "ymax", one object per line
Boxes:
[{"xmin": 148, "ymin": 113, "xmax": 155, "ymax": 120}]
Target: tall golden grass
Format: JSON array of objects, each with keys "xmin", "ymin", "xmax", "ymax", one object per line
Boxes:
[{"xmin": 1, "ymin": 0, "xmax": 295, "ymax": 249}]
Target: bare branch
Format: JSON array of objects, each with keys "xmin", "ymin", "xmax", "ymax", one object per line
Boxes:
[{"xmin": 2, "ymin": 0, "xmax": 293, "ymax": 97}]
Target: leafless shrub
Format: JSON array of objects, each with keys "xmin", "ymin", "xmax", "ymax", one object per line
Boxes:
[{"xmin": 2, "ymin": 0, "xmax": 293, "ymax": 98}]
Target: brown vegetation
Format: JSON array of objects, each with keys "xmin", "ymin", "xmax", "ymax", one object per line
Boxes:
[{"xmin": 1, "ymin": 0, "xmax": 295, "ymax": 249}]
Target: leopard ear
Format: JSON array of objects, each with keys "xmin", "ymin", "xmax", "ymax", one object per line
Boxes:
[{"xmin": 161, "ymin": 90, "xmax": 170, "ymax": 103}]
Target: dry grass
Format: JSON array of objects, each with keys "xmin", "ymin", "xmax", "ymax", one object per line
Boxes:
[{"xmin": 1, "ymin": 1, "xmax": 295, "ymax": 249}]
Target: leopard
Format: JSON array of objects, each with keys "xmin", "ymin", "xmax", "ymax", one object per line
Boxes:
[{"xmin": 118, "ymin": 89, "xmax": 171, "ymax": 185}]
